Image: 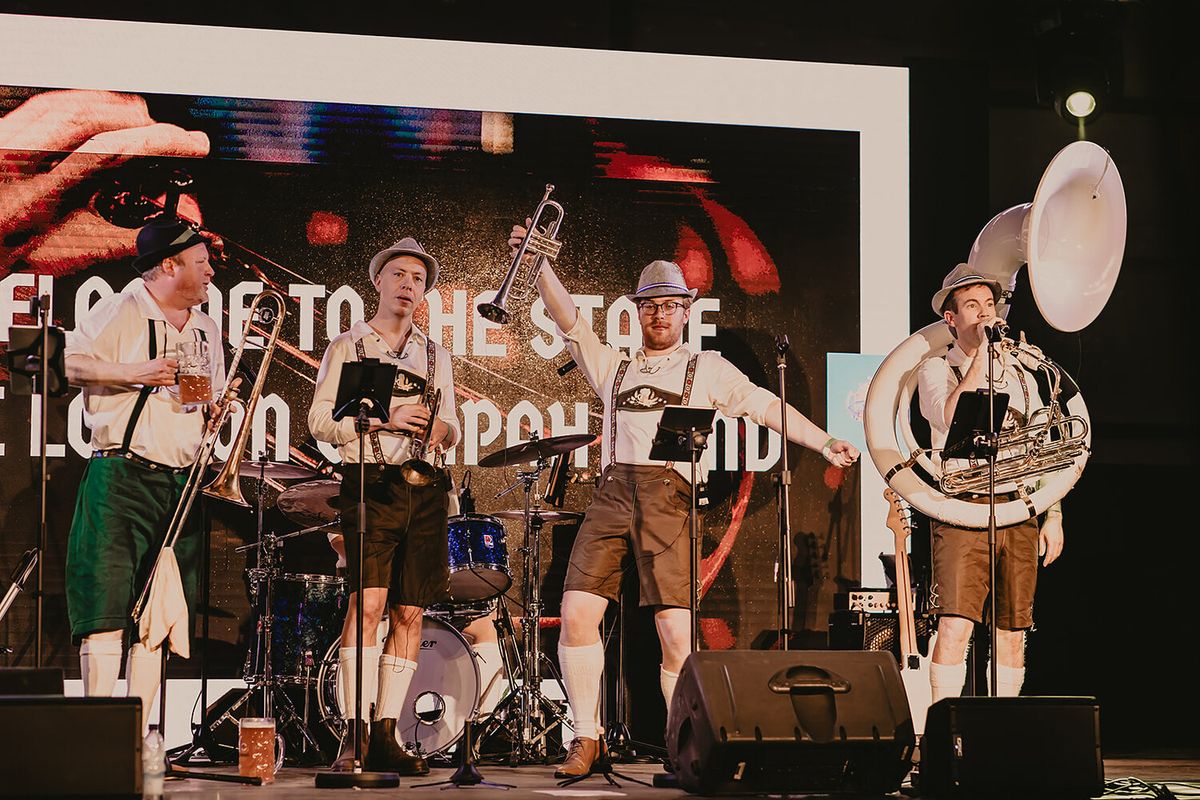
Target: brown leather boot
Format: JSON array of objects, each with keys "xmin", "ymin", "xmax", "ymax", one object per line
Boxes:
[
  {"xmin": 331, "ymin": 719, "xmax": 369, "ymax": 771},
  {"xmin": 554, "ymin": 736, "xmax": 603, "ymax": 779},
  {"xmin": 368, "ymin": 718, "xmax": 429, "ymax": 776}
]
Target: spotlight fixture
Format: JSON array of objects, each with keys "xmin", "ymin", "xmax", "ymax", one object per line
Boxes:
[{"xmin": 1033, "ymin": 2, "xmax": 1124, "ymax": 124}]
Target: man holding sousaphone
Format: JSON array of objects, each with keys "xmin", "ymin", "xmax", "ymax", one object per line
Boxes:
[
  {"xmin": 63, "ymin": 218, "xmax": 228, "ymax": 732},
  {"xmin": 308, "ymin": 236, "xmax": 460, "ymax": 775},
  {"xmin": 916, "ymin": 264, "xmax": 1067, "ymax": 702},
  {"xmin": 508, "ymin": 221, "xmax": 861, "ymax": 779}
]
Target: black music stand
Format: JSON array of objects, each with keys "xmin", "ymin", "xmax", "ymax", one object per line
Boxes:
[
  {"xmin": 7, "ymin": 295, "xmax": 68, "ymax": 668},
  {"xmin": 773, "ymin": 334, "xmax": 795, "ymax": 650},
  {"xmin": 315, "ymin": 358, "xmax": 400, "ymax": 789},
  {"xmin": 650, "ymin": 406, "xmax": 715, "ymax": 653},
  {"xmin": 944, "ymin": 383, "xmax": 1010, "ymax": 698}
]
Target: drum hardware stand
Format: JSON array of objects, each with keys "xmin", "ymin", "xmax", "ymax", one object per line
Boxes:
[
  {"xmin": 316, "ymin": 358, "xmax": 400, "ymax": 789},
  {"xmin": 413, "ymin": 713, "xmax": 515, "ymax": 791},
  {"xmin": 475, "ymin": 451, "xmax": 570, "ymax": 764},
  {"xmin": 603, "ymin": 587, "xmax": 666, "ymax": 763}
]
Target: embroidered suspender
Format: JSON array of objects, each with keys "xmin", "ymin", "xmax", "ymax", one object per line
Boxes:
[
  {"xmin": 607, "ymin": 354, "xmax": 699, "ymax": 467},
  {"xmin": 354, "ymin": 333, "xmax": 437, "ymax": 465},
  {"xmin": 120, "ymin": 319, "xmax": 160, "ymax": 452}
]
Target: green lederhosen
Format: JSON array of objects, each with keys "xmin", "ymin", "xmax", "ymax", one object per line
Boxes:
[{"xmin": 65, "ymin": 455, "xmax": 201, "ymax": 641}]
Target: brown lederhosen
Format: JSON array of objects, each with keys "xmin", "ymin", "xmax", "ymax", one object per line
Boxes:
[
  {"xmin": 563, "ymin": 355, "xmax": 699, "ymax": 608},
  {"xmin": 931, "ymin": 361, "xmax": 1039, "ymax": 629},
  {"xmin": 340, "ymin": 336, "xmax": 449, "ymax": 607}
]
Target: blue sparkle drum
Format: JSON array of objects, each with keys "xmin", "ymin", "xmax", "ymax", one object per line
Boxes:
[
  {"xmin": 446, "ymin": 514, "xmax": 511, "ymax": 603},
  {"xmin": 245, "ymin": 573, "xmax": 347, "ymax": 685}
]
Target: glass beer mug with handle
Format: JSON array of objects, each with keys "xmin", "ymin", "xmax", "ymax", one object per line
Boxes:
[
  {"xmin": 175, "ymin": 340, "xmax": 213, "ymax": 411},
  {"xmin": 238, "ymin": 717, "xmax": 285, "ymax": 783}
]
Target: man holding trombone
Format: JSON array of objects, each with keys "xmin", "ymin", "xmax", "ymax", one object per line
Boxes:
[
  {"xmin": 64, "ymin": 218, "xmax": 227, "ymax": 731},
  {"xmin": 308, "ymin": 236, "xmax": 460, "ymax": 775}
]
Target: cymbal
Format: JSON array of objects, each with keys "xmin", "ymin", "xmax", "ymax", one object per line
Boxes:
[
  {"xmin": 277, "ymin": 479, "xmax": 341, "ymax": 528},
  {"xmin": 490, "ymin": 508, "xmax": 583, "ymax": 522},
  {"xmin": 477, "ymin": 433, "xmax": 595, "ymax": 468},
  {"xmin": 210, "ymin": 459, "xmax": 320, "ymax": 481}
]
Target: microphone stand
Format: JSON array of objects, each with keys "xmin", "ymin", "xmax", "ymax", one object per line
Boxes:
[
  {"xmin": 773, "ymin": 335, "xmax": 794, "ymax": 650},
  {"xmin": 316, "ymin": 359, "xmax": 399, "ymax": 790},
  {"xmin": 983, "ymin": 326, "xmax": 1002, "ymax": 698}
]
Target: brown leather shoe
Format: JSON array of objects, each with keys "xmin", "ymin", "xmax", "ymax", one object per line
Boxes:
[
  {"xmin": 331, "ymin": 719, "xmax": 369, "ymax": 771},
  {"xmin": 554, "ymin": 736, "xmax": 602, "ymax": 779}
]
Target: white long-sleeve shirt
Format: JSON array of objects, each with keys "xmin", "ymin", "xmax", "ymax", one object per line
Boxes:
[
  {"xmin": 560, "ymin": 314, "xmax": 777, "ymax": 482},
  {"xmin": 65, "ymin": 280, "xmax": 226, "ymax": 468},
  {"xmin": 308, "ymin": 320, "xmax": 460, "ymax": 465}
]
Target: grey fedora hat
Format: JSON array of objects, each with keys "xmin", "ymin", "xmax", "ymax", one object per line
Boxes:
[
  {"xmin": 932, "ymin": 262, "xmax": 1002, "ymax": 316},
  {"xmin": 368, "ymin": 237, "xmax": 440, "ymax": 291},
  {"xmin": 624, "ymin": 260, "xmax": 698, "ymax": 302}
]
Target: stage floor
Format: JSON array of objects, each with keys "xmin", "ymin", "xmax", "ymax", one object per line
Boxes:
[{"xmin": 160, "ymin": 756, "xmax": 1200, "ymax": 798}]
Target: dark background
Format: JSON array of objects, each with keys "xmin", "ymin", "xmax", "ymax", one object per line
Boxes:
[{"xmin": 1, "ymin": 0, "xmax": 1196, "ymax": 755}]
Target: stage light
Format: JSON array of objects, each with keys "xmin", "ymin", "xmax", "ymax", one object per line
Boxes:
[{"xmin": 1064, "ymin": 90, "xmax": 1097, "ymax": 118}]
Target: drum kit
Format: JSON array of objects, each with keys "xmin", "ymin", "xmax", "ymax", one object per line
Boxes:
[{"xmin": 214, "ymin": 432, "xmax": 592, "ymax": 767}]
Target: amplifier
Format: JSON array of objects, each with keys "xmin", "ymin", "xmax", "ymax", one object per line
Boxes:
[
  {"xmin": 829, "ymin": 609, "xmax": 933, "ymax": 663},
  {"xmin": 835, "ymin": 589, "xmax": 895, "ymax": 612}
]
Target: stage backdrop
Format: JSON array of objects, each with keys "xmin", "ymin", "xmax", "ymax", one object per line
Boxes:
[{"xmin": 0, "ymin": 17, "xmax": 909, "ymax": 684}]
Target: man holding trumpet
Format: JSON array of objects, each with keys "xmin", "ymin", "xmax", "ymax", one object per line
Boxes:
[
  {"xmin": 507, "ymin": 220, "xmax": 861, "ymax": 779},
  {"xmin": 308, "ymin": 237, "xmax": 460, "ymax": 775},
  {"xmin": 64, "ymin": 218, "xmax": 227, "ymax": 732}
]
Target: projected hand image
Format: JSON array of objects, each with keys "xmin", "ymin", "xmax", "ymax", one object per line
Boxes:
[{"xmin": 0, "ymin": 90, "xmax": 210, "ymax": 277}]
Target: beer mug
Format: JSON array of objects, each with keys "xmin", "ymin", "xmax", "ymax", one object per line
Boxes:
[
  {"xmin": 175, "ymin": 340, "xmax": 212, "ymax": 410},
  {"xmin": 238, "ymin": 717, "xmax": 284, "ymax": 782}
]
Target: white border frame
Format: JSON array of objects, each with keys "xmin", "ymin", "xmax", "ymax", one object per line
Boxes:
[{"xmin": 0, "ymin": 13, "xmax": 906, "ymax": 583}]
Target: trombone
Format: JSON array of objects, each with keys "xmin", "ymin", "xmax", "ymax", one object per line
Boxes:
[
  {"xmin": 132, "ymin": 289, "xmax": 288, "ymax": 623},
  {"xmin": 477, "ymin": 184, "xmax": 564, "ymax": 325}
]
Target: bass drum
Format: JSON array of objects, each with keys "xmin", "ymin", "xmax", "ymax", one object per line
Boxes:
[{"xmin": 315, "ymin": 614, "xmax": 481, "ymax": 757}]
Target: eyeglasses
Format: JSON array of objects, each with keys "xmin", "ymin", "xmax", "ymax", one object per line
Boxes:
[{"xmin": 635, "ymin": 300, "xmax": 689, "ymax": 317}]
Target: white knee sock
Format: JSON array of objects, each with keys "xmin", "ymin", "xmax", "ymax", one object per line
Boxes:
[
  {"xmin": 338, "ymin": 645, "xmax": 381, "ymax": 721},
  {"xmin": 126, "ymin": 642, "xmax": 163, "ymax": 733},
  {"xmin": 660, "ymin": 666, "xmax": 680, "ymax": 710},
  {"xmin": 79, "ymin": 638, "xmax": 122, "ymax": 697},
  {"xmin": 558, "ymin": 641, "xmax": 605, "ymax": 740},
  {"xmin": 993, "ymin": 663, "xmax": 1025, "ymax": 697},
  {"xmin": 930, "ymin": 660, "xmax": 967, "ymax": 703},
  {"xmin": 472, "ymin": 642, "xmax": 505, "ymax": 715},
  {"xmin": 375, "ymin": 655, "xmax": 418, "ymax": 720}
]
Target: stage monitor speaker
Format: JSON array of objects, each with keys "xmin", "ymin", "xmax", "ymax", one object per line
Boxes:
[
  {"xmin": 0, "ymin": 666, "xmax": 64, "ymax": 695},
  {"xmin": 0, "ymin": 696, "xmax": 141, "ymax": 797},
  {"xmin": 920, "ymin": 696, "xmax": 1103, "ymax": 799},
  {"xmin": 666, "ymin": 650, "xmax": 915, "ymax": 796}
]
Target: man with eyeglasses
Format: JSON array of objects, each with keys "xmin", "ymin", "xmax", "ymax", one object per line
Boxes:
[{"xmin": 509, "ymin": 227, "xmax": 860, "ymax": 779}]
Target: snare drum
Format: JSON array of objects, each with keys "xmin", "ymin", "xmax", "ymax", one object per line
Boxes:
[{"xmin": 446, "ymin": 514, "xmax": 512, "ymax": 603}]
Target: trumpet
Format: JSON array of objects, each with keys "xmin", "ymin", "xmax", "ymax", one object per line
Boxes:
[
  {"xmin": 477, "ymin": 184, "xmax": 564, "ymax": 325},
  {"xmin": 399, "ymin": 389, "xmax": 443, "ymax": 487},
  {"xmin": 132, "ymin": 289, "xmax": 287, "ymax": 623}
]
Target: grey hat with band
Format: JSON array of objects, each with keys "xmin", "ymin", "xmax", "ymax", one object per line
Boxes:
[
  {"xmin": 368, "ymin": 237, "xmax": 440, "ymax": 291},
  {"xmin": 931, "ymin": 262, "xmax": 1002, "ymax": 316},
  {"xmin": 624, "ymin": 260, "xmax": 699, "ymax": 303}
]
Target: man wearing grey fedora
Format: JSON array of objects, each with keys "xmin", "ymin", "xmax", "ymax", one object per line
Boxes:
[
  {"xmin": 309, "ymin": 237, "xmax": 461, "ymax": 775},
  {"xmin": 917, "ymin": 264, "xmax": 1065, "ymax": 704},
  {"xmin": 63, "ymin": 218, "xmax": 227, "ymax": 734},
  {"xmin": 511, "ymin": 225, "xmax": 860, "ymax": 778}
]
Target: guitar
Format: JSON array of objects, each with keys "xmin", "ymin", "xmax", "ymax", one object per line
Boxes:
[{"xmin": 884, "ymin": 487, "xmax": 933, "ymax": 735}]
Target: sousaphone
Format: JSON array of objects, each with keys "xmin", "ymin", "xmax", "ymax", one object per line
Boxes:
[{"xmin": 863, "ymin": 141, "xmax": 1125, "ymax": 528}]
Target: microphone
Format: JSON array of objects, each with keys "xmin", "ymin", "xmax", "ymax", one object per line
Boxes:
[
  {"xmin": 983, "ymin": 320, "xmax": 1009, "ymax": 342},
  {"xmin": 774, "ymin": 333, "xmax": 790, "ymax": 355},
  {"xmin": 557, "ymin": 359, "xmax": 577, "ymax": 376}
]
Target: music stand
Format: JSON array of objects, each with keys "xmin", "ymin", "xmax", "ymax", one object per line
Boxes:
[
  {"xmin": 943, "ymin": 385, "xmax": 1009, "ymax": 698},
  {"xmin": 6, "ymin": 296, "xmax": 68, "ymax": 667},
  {"xmin": 315, "ymin": 358, "xmax": 399, "ymax": 790},
  {"xmin": 649, "ymin": 406, "xmax": 715, "ymax": 654}
]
